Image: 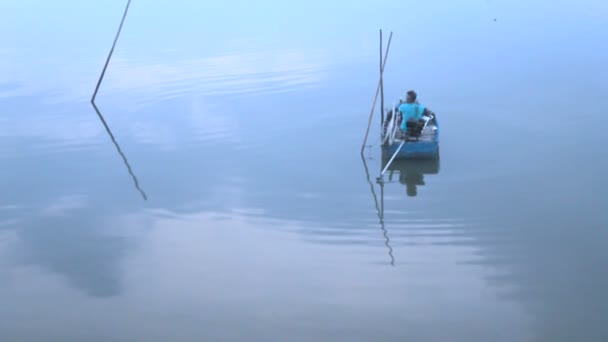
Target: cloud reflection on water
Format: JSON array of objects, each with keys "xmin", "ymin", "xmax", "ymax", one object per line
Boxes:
[
  {"xmin": 0, "ymin": 203, "xmax": 530, "ymax": 340},
  {"xmin": 0, "ymin": 195, "xmax": 130, "ymax": 298}
]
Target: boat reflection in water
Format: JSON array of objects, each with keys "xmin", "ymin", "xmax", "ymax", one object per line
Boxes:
[
  {"xmin": 382, "ymin": 156, "xmax": 440, "ymax": 197},
  {"xmin": 361, "ymin": 153, "xmax": 440, "ymax": 265}
]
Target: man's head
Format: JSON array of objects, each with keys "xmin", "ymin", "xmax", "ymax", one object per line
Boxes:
[{"xmin": 406, "ymin": 90, "xmax": 417, "ymax": 103}]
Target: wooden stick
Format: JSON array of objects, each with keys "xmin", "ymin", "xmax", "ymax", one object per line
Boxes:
[
  {"xmin": 361, "ymin": 31, "xmax": 393, "ymax": 154},
  {"xmin": 380, "ymin": 140, "xmax": 405, "ymax": 177},
  {"xmin": 380, "ymin": 30, "xmax": 384, "ymax": 130},
  {"xmin": 92, "ymin": 0, "xmax": 132, "ymax": 102}
]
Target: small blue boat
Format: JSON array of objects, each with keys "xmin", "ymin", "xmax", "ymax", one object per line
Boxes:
[{"xmin": 381, "ymin": 107, "xmax": 440, "ymax": 160}]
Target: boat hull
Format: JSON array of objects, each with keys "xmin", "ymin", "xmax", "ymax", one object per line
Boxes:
[
  {"xmin": 382, "ymin": 141, "xmax": 439, "ymax": 160},
  {"xmin": 381, "ymin": 108, "xmax": 440, "ymax": 160}
]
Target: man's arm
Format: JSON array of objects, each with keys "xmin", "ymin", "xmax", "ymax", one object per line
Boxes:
[{"xmin": 423, "ymin": 108, "xmax": 435, "ymax": 118}]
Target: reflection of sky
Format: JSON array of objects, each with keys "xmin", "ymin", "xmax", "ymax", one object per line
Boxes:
[
  {"xmin": 1, "ymin": 0, "xmax": 608, "ymax": 340},
  {"xmin": 0, "ymin": 208, "xmax": 531, "ymax": 341}
]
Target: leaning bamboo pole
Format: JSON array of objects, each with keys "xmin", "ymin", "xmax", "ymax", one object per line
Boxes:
[{"xmin": 361, "ymin": 30, "xmax": 393, "ymax": 154}]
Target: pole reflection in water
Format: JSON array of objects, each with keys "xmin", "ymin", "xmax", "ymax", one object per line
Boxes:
[
  {"xmin": 91, "ymin": 102, "xmax": 148, "ymax": 200},
  {"xmin": 361, "ymin": 154, "xmax": 395, "ymax": 266}
]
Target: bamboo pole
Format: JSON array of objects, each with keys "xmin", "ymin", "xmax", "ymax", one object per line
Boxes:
[
  {"xmin": 92, "ymin": 0, "xmax": 132, "ymax": 102},
  {"xmin": 361, "ymin": 31, "xmax": 393, "ymax": 154},
  {"xmin": 380, "ymin": 30, "xmax": 385, "ymax": 129}
]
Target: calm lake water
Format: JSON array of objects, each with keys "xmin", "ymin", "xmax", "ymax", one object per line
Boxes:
[{"xmin": 1, "ymin": 1, "xmax": 607, "ymax": 341}]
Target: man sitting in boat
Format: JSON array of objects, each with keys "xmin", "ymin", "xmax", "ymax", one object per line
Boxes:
[{"xmin": 399, "ymin": 90, "xmax": 435, "ymax": 138}]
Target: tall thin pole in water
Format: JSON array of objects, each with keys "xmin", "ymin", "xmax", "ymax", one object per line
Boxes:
[
  {"xmin": 90, "ymin": 0, "xmax": 147, "ymax": 201},
  {"xmin": 380, "ymin": 30, "xmax": 385, "ymax": 130},
  {"xmin": 92, "ymin": 0, "xmax": 132, "ymax": 102},
  {"xmin": 361, "ymin": 31, "xmax": 393, "ymax": 154}
]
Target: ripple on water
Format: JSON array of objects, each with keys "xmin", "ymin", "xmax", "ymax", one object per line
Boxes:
[
  {"xmin": 103, "ymin": 50, "xmax": 327, "ymax": 106},
  {"xmin": 0, "ymin": 110, "xmax": 106, "ymax": 156}
]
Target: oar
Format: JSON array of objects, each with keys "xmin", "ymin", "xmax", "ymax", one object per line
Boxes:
[{"xmin": 377, "ymin": 140, "xmax": 406, "ymax": 181}]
